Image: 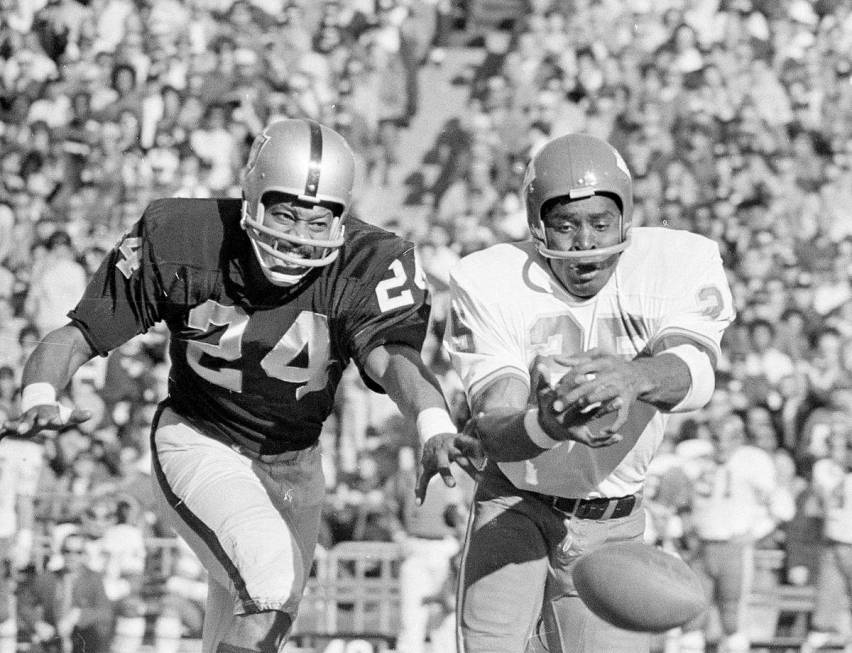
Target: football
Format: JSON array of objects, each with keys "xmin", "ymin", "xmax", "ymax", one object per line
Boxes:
[
  {"xmin": 572, "ymin": 542, "xmax": 707, "ymax": 632},
  {"xmin": 539, "ymin": 356, "xmax": 657, "ymax": 442},
  {"xmin": 538, "ymin": 359, "xmax": 616, "ymax": 431}
]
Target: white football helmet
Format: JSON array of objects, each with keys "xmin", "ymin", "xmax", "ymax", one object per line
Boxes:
[{"xmin": 241, "ymin": 119, "xmax": 356, "ymax": 285}]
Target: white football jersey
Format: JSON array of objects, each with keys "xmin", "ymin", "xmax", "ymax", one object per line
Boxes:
[
  {"xmin": 0, "ymin": 437, "xmax": 45, "ymax": 537},
  {"xmin": 444, "ymin": 227, "xmax": 734, "ymax": 498}
]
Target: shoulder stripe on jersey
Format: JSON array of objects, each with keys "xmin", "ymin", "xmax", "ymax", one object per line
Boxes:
[
  {"xmin": 647, "ymin": 328, "xmax": 721, "ymax": 368},
  {"xmin": 304, "ymin": 120, "xmax": 323, "ymax": 198}
]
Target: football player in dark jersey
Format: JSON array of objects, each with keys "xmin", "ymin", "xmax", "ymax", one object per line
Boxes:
[{"xmin": 3, "ymin": 119, "xmax": 465, "ymax": 653}]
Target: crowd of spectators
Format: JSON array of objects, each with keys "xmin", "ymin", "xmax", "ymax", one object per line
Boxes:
[{"xmin": 2, "ymin": 0, "xmax": 852, "ymax": 650}]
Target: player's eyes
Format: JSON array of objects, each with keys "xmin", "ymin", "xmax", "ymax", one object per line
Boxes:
[
  {"xmin": 551, "ymin": 223, "xmax": 576, "ymax": 233},
  {"xmin": 309, "ymin": 206, "xmax": 335, "ymax": 222},
  {"xmin": 270, "ymin": 211, "xmax": 297, "ymax": 225}
]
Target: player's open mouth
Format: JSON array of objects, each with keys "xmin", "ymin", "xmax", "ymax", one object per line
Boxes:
[
  {"xmin": 270, "ymin": 259, "xmax": 310, "ymax": 274},
  {"xmin": 569, "ymin": 263, "xmax": 601, "ymax": 277}
]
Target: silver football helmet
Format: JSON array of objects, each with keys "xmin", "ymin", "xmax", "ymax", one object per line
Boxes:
[{"xmin": 241, "ymin": 119, "xmax": 356, "ymax": 285}]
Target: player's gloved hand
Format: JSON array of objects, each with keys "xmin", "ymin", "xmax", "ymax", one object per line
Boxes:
[
  {"xmin": 415, "ymin": 429, "xmax": 485, "ymax": 505},
  {"xmin": 550, "ymin": 348, "xmax": 649, "ymax": 437},
  {"xmin": 2, "ymin": 400, "xmax": 91, "ymax": 440}
]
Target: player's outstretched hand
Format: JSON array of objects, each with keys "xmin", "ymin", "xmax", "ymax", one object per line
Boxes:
[
  {"xmin": 1, "ymin": 404, "xmax": 92, "ymax": 441},
  {"xmin": 416, "ymin": 431, "xmax": 485, "ymax": 505}
]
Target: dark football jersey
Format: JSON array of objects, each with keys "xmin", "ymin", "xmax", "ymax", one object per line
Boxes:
[{"xmin": 69, "ymin": 198, "xmax": 431, "ymax": 453}]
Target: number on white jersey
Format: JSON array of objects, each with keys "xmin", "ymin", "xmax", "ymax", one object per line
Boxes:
[{"xmin": 697, "ymin": 286, "xmax": 724, "ymax": 319}]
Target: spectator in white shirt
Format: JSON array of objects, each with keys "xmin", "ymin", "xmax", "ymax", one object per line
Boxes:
[
  {"xmin": 23, "ymin": 230, "xmax": 88, "ymax": 338},
  {"xmin": 745, "ymin": 319, "xmax": 795, "ymax": 386}
]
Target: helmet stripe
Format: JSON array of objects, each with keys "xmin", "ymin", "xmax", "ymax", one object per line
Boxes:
[{"xmin": 304, "ymin": 120, "xmax": 323, "ymax": 197}]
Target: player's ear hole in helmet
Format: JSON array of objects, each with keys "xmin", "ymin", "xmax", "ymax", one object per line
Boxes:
[
  {"xmin": 241, "ymin": 118, "xmax": 356, "ymax": 286},
  {"xmin": 524, "ymin": 133, "xmax": 633, "ymax": 263}
]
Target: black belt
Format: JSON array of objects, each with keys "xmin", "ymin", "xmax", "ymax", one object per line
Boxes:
[{"xmin": 531, "ymin": 492, "xmax": 638, "ymax": 520}]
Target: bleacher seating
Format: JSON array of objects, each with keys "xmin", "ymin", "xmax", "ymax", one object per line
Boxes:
[
  {"xmin": 748, "ymin": 550, "xmax": 845, "ymax": 653},
  {"xmin": 292, "ymin": 542, "xmax": 402, "ymax": 651}
]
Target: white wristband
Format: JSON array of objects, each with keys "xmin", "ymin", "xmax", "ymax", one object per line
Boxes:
[
  {"xmin": 21, "ymin": 383, "xmax": 57, "ymax": 413},
  {"xmin": 524, "ymin": 408, "xmax": 562, "ymax": 449},
  {"xmin": 662, "ymin": 344, "xmax": 715, "ymax": 413},
  {"xmin": 416, "ymin": 407, "xmax": 457, "ymax": 442}
]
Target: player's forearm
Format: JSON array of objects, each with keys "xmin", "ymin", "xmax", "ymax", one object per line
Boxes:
[
  {"xmin": 21, "ymin": 324, "xmax": 97, "ymax": 393},
  {"xmin": 468, "ymin": 374, "xmax": 552, "ymax": 462},
  {"xmin": 471, "ymin": 408, "xmax": 555, "ymax": 462},
  {"xmin": 630, "ymin": 352, "xmax": 700, "ymax": 410},
  {"xmin": 365, "ymin": 344, "xmax": 455, "ymax": 442}
]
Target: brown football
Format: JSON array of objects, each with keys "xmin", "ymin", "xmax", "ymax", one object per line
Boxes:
[{"xmin": 572, "ymin": 542, "xmax": 707, "ymax": 632}]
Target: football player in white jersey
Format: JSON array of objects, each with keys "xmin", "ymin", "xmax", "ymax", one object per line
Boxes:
[{"xmin": 416, "ymin": 133, "xmax": 735, "ymax": 653}]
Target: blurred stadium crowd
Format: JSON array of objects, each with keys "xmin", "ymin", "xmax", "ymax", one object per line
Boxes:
[{"xmin": 1, "ymin": 0, "xmax": 852, "ymax": 651}]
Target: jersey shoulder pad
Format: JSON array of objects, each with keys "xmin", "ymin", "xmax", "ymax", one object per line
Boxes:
[
  {"xmin": 627, "ymin": 227, "xmax": 719, "ymax": 265},
  {"xmin": 137, "ymin": 198, "xmax": 242, "ymax": 272},
  {"xmin": 456, "ymin": 241, "xmax": 534, "ymax": 275},
  {"xmin": 455, "ymin": 241, "xmax": 533, "ymax": 279},
  {"xmin": 337, "ymin": 217, "xmax": 411, "ymax": 279},
  {"xmin": 620, "ymin": 228, "xmax": 722, "ymax": 286},
  {"xmin": 452, "ymin": 241, "xmax": 536, "ymax": 296}
]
